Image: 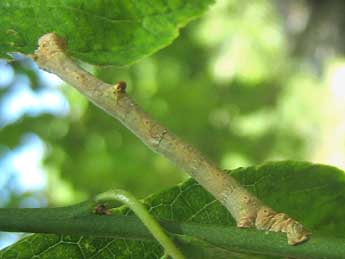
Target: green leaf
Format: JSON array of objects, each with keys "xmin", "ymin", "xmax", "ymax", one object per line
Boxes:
[
  {"xmin": 0, "ymin": 0, "xmax": 213, "ymax": 65},
  {"xmin": 2, "ymin": 161, "xmax": 345, "ymax": 258}
]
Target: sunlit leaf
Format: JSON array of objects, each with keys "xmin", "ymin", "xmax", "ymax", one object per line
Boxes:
[{"xmin": 0, "ymin": 0, "xmax": 213, "ymax": 65}]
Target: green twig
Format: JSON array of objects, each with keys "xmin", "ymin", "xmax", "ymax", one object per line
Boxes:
[
  {"xmin": 0, "ymin": 205, "xmax": 344, "ymax": 258},
  {"xmin": 94, "ymin": 189, "xmax": 185, "ymax": 259}
]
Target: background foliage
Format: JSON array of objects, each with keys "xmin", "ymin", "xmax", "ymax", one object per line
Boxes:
[{"xmin": 0, "ymin": 0, "xmax": 345, "ymax": 252}]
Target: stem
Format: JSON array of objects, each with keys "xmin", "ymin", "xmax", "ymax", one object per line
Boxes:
[
  {"xmin": 95, "ymin": 189, "xmax": 185, "ymax": 259},
  {"xmin": 0, "ymin": 206, "xmax": 343, "ymax": 258},
  {"xmin": 31, "ymin": 32, "xmax": 309, "ymax": 245}
]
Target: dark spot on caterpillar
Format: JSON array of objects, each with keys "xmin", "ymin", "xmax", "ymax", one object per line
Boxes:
[
  {"xmin": 95, "ymin": 204, "xmax": 111, "ymax": 215},
  {"xmin": 115, "ymin": 80, "xmax": 127, "ymax": 92}
]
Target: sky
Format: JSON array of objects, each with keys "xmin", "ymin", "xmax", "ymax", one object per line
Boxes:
[{"xmin": 0, "ymin": 59, "xmax": 66, "ymax": 249}]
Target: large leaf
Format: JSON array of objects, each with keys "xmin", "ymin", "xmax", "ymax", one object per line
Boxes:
[
  {"xmin": 0, "ymin": 0, "xmax": 212, "ymax": 65},
  {"xmin": 1, "ymin": 161, "xmax": 345, "ymax": 258}
]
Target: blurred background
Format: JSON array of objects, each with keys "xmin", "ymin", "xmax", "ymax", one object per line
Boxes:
[{"xmin": 0, "ymin": 0, "xmax": 345, "ymax": 249}]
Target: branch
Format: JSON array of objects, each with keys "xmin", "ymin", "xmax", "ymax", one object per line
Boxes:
[
  {"xmin": 0, "ymin": 206, "xmax": 343, "ymax": 258},
  {"xmin": 31, "ymin": 32, "xmax": 309, "ymax": 245}
]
